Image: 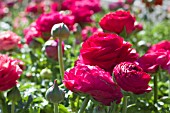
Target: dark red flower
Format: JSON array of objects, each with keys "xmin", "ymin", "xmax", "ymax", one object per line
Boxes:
[
  {"xmin": 113, "ymin": 62, "xmax": 152, "ymax": 94},
  {"xmin": 64, "ymin": 64, "xmax": 123, "ymax": 105},
  {"xmin": 78, "ymin": 32, "xmax": 138, "ymax": 72},
  {"xmin": 99, "ymin": 10, "xmax": 135, "ymax": 34},
  {"xmin": 0, "ymin": 54, "xmax": 22, "ymax": 91}
]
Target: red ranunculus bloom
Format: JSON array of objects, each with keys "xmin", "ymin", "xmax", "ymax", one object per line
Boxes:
[
  {"xmin": 36, "ymin": 12, "xmax": 75, "ymax": 40},
  {"xmin": 0, "ymin": 54, "xmax": 22, "ymax": 91},
  {"xmin": 113, "ymin": 62, "xmax": 152, "ymax": 94},
  {"xmin": 78, "ymin": 32, "xmax": 139, "ymax": 72},
  {"xmin": 0, "ymin": 31, "xmax": 21, "ymax": 51},
  {"xmin": 43, "ymin": 39, "xmax": 64, "ymax": 61},
  {"xmin": 99, "ymin": 10, "xmax": 135, "ymax": 34},
  {"xmin": 63, "ymin": 64, "xmax": 123, "ymax": 105},
  {"xmin": 25, "ymin": 3, "xmax": 45, "ymax": 14},
  {"xmin": 147, "ymin": 40, "xmax": 170, "ymax": 53}
]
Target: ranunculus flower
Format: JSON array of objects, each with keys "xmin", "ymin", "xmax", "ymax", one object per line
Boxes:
[
  {"xmin": 134, "ymin": 22, "xmax": 143, "ymax": 31},
  {"xmin": 43, "ymin": 39, "xmax": 64, "ymax": 60},
  {"xmin": 63, "ymin": 64, "xmax": 123, "ymax": 105},
  {"xmin": 62, "ymin": 0, "xmax": 101, "ymax": 13},
  {"xmin": 78, "ymin": 32, "xmax": 139, "ymax": 72},
  {"xmin": 138, "ymin": 50, "xmax": 170, "ymax": 73},
  {"xmin": 0, "ymin": 31, "xmax": 21, "ymax": 51},
  {"xmin": 0, "ymin": 1, "xmax": 8, "ymax": 19},
  {"xmin": 71, "ymin": 7, "xmax": 94, "ymax": 23},
  {"xmin": 25, "ymin": 3, "xmax": 45, "ymax": 14},
  {"xmin": 147, "ymin": 40, "xmax": 170, "ymax": 53},
  {"xmin": 36, "ymin": 12, "xmax": 75, "ymax": 40},
  {"xmin": 109, "ymin": 1, "xmax": 124, "ymax": 10},
  {"xmin": 99, "ymin": 10, "xmax": 135, "ymax": 34},
  {"xmin": 24, "ymin": 22, "xmax": 41, "ymax": 45},
  {"xmin": 113, "ymin": 62, "xmax": 152, "ymax": 94},
  {"xmin": 0, "ymin": 54, "xmax": 22, "ymax": 91}
]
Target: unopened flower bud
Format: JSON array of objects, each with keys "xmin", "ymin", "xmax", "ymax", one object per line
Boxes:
[
  {"xmin": 45, "ymin": 79, "xmax": 65, "ymax": 104},
  {"xmin": 51, "ymin": 23, "xmax": 70, "ymax": 40},
  {"xmin": 7, "ymin": 86, "xmax": 21, "ymax": 102},
  {"xmin": 40, "ymin": 68, "xmax": 52, "ymax": 79}
]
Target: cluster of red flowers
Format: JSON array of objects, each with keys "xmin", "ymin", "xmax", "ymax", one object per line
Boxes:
[{"xmin": 63, "ymin": 10, "xmax": 152, "ymax": 106}]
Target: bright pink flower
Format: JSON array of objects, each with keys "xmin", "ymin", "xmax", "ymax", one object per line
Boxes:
[
  {"xmin": 99, "ymin": 10, "xmax": 135, "ymax": 34},
  {"xmin": 109, "ymin": 1, "xmax": 124, "ymax": 10},
  {"xmin": 134, "ymin": 22, "xmax": 143, "ymax": 31},
  {"xmin": 62, "ymin": 0, "xmax": 101, "ymax": 13},
  {"xmin": 71, "ymin": 7, "xmax": 94, "ymax": 23},
  {"xmin": 113, "ymin": 62, "xmax": 152, "ymax": 94},
  {"xmin": 78, "ymin": 32, "xmax": 138, "ymax": 72},
  {"xmin": 0, "ymin": 31, "xmax": 21, "ymax": 51},
  {"xmin": 64, "ymin": 64, "xmax": 123, "ymax": 105},
  {"xmin": 24, "ymin": 22, "xmax": 41, "ymax": 45},
  {"xmin": 44, "ymin": 39, "xmax": 64, "ymax": 60},
  {"xmin": 0, "ymin": 54, "xmax": 22, "ymax": 91},
  {"xmin": 50, "ymin": 2, "xmax": 59, "ymax": 12}
]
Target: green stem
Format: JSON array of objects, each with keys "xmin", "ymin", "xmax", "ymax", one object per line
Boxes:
[
  {"xmin": 58, "ymin": 39, "xmax": 64, "ymax": 79},
  {"xmin": 122, "ymin": 96, "xmax": 128, "ymax": 113},
  {"xmin": 54, "ymin": 103, "xmax": 59, "ymax": 113},
  {"xmin": 154, "ymin": 74, "xmax": 158, "ymax": 103},
  {"xmin": 168, "ymin": 77, "xmax": 170, "ymax": 99},
  {"xmin": 0, "ymin": 92, "xmax": 8, "ymax": 113},
  {"xmin": 78, "ymin": 97, "xmax": 90, "ymax": 113},
  {"xmin": 11, "ymin": 101, "xmax": 15, "ymax": 113}
]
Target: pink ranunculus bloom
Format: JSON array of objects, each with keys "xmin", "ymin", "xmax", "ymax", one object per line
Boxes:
[
  {"xmin": 78, "ymin": 32, "xmax": 139, "ymax": 72},
  {"xmin": 109, "ymin": 1, "xmax": 124, "ymax": 10},
  {"xmin": 0, "ymin": 1, "xmax": 8, "ymax": 19},
  {"xmin": 113, "ymin": 62, "xmax": 152, "ymax": 94},
  {"xmin": 25, "ymin": 2, "xmax": 45, "ymax": 14},
  {"xmin": 62, "ymin": 0, "xmax": 101, "ymax": 13},
  {"xmin": 81, "ymin": 26, "xmax": 102, "ymax": 41},
  {"xmin": 63, "ymin": 64, "xmax": 123, "ymax": 106},
  {"xmin": 71, "ymin": 7, "xmax": 94, "ymax": 23},
  {"xmin": 147, "ymin": 40, "xmax": 170, "ymax": 53},
  {"xmin": 36, "ymin": 12, "xmax": 75, "ymax": 40},
  {"xmin": 24, "ymin": 22, "xmax": 41, "ymax": 45},
  {"xmin": 0, "ymin": 54, "xmax": 22, "ymax": 91},
  {"xmin": 43, "ymin": 39, "xmax": 64, "ymax": 60},
  {"xmin": 50, "ymin": 2, "xmax": 59, "ymax": 12},
  {"xmin": 99, "ymin": 10, "xmax": 135, "ymax": 34},
  {"xmin": 0, "ymin": 31, "xmax": 21, "ymax": 51}
]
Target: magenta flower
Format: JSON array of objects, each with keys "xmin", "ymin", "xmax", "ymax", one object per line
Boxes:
[
  {"xmin": 113, "ymin": 62, "xmax": 152, "ymax": 94},
  {"xmin": 64, "ymin": 64, "xmax": 123, "ymax": 105},
  {"xmin": 78, "ymin": 32, "xmax": 138, "ymax": 72},
  {"xmin": 0, "ymin": 54, "xmax": 22, "ymax": 91}
]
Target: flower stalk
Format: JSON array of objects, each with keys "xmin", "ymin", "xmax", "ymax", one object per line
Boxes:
[
  {"xmin": 11, "ymin": 101, "xmax": 15, "ymax": 113},
  {"xmin": 78, "ymin": 96, "xmax": 90, "ymax": 113},
  {"xmin": 54, "ymin": 103, "xmax": 59, "ymax": 113},
  {"xmin": 58, "ymin": 39, "xmax": 64, "ymax": 79},
  {"xmin": 154, "ymin": 74, "xmax": 158, "ymax": 103},
  {"xmin": 122, "ymin": 96, "xmax": 128, "ymax": 113}
]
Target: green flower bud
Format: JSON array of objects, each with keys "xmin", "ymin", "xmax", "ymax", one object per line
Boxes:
[
  {"xmin": 7, "ymin": 86, "xmax": 21, "ymax": 102},
  {"xmin": 51, "ymin": 23, "xmax": 70, "ymax": 40},
  {"xmin": 45, "ymin": 79, "xmax": 65, "ymax": 104},
  {"xmin": 40, "ymin": 68, "xmax": 52, "ymax": 79}
]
